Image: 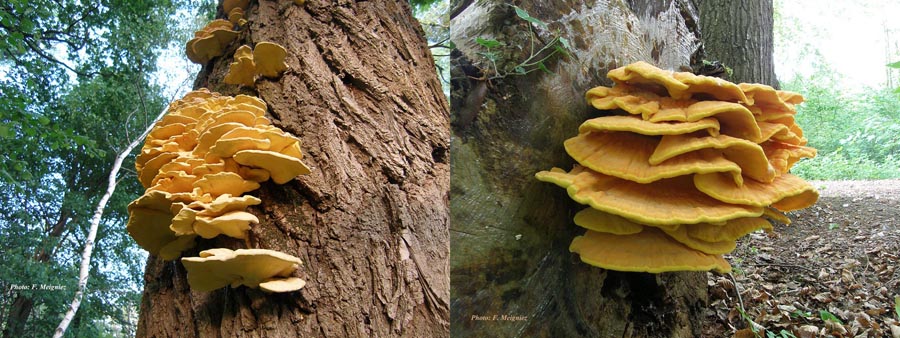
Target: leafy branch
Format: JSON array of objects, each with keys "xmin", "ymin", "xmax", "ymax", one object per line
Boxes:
[
  {"xmin": 888, "ymin": 61, "xmax": 900, "ymax": 93},
  {"xmin": 472, "ymin": 5, "xmax": 570, "ymax": 80}
]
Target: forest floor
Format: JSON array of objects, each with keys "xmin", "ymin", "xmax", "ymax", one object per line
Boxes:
[{"xmin": 703, "ymin": 180, "xmax": 900, "ymax": 338}]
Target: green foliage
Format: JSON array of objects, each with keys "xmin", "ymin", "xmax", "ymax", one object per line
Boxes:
[
  {"xmin": 409, "ymin": 0, "xmax": 442, "ymax": 11},
  {"xmin": 0, "ymin": 0, "xmax": 199, "ymax": 336},
  {"xmin": 790, "ymin": 310, "xmax": 813, "ymax": 318},
  {"xmin": 890, "ymin": 61, "xmax": 900, "ymax": 94},
  {"xmin": 818, "ymin": 309, "xmax": 842, "ymax": 324},
  {"xmin": 783, "ymin": 69, "xmax": 900, "ymax": 180},
  {"xmin": 472, "ymin": 5, "xmax": 569, "ymax": 79},
  {"xmin": 413, "ymin": 0, "xmax": 449, "ymax": 98},
  {"xmin": 766, "ymin": 329, "xmax": 797, "ymax": 338}
]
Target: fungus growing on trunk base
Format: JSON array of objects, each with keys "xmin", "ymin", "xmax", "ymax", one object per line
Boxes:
[{"xmin": 536, "ymin": 61, "xmax": 818, "ymax": 273}]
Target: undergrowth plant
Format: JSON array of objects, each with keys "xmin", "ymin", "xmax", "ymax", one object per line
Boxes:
[
  {"xmin": 473, "ymin": 5, "xmax": 570, "ymax": 80},
  {"xmin": 785, "ymin": 66, "xmax": 900, "ymax": 180}
]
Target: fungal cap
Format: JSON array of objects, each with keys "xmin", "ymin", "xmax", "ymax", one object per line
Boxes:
[
  {"xmin": 607, "ymin": 61, "xmax": 690, "ymax": 97},
  {"xmin": 535, "ymin": 166, "xmax": 762, "ymax": 225},
  {"xmin": 569, "ymin": 228, "xmax": 732, "ymax": 273},
  {"xmin": 260, "ymin": 277, "xmax": 306, "ymax": 293},
  {"xmin": 228, "ymin": 7, "xmax": 244, "ymax": 25},
  {"xmin": 224, "ymin": 45, "xmax": 257, "ymax": 87},
  {"xmin": 193, "ymin": 171, "xmax": 260, "ymax": 196},
  {"xmin": 193, "ymin": 211, "xmax": 259, "ymax": 239},
  {"xmin": 190, "ymin": 193, "xmax": 262, "ymax": 216},
  {"xmin": 685, "ymin": 217, "xmax": 773, "ymax": 243},
  {"xmin": 126, "ymin": 190, "xmax": 196, "ymax": 260},
  {"xmin": 574, "ymin": 208, "xmax": 649, "ymax": 234},
  {"xmin": 253, "ymin": 42, "xmax": 288, "ymax": 78},
  {"xmin": 578, "ymin": 115, "xmax": 721, "ymax": 136},
  {"xmin": 185, "ymin": 20, "xmax": 239, "ymax": 64},
  {"xmin": 694, "ymin": 172, "xmax": 819, "ymax": 210},
  {"xmin": 660, "ymin": 226, "xmax": 737, "ymax": 254},
  {"xmin": 233, "ymin": 149, "xmax": 310, "ymax": 184},
  {"xmin": 651, "ymin": 133, "xmax": 775, "ymax": 183},
  {"xmin": 181, "ymin": 248, "xmax": 305, "ymax": 292},
  {"xmin": 565, "ymin": 131, "xmax": 744, "ymax": 185}
]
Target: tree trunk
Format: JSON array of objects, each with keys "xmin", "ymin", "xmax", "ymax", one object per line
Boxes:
[
  {"xmin": 698, "ymin": 0, "xmax": 777, "ymax": 86},
  {"xmin": 135, "ymin": 1, "xmax": 449, "ymax": 337},
  {"xmin": 450, "ymin": 1, "xmax": 708, "ymax": 337},
  {"xmin": 3, "ymin": 200, "xmax": 74, "ymax": 338},
  {"xmin": 1, "ymin": 297, "xmax": 33, "ymax": 338}
]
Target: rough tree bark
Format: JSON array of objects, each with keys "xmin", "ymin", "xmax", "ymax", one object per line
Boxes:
[
  {"xmin": 135, "ymin": 1, "xmax": 450, "ymax": 337},
  {"xmin": 450, "ymin": 1, "xmax": 710, "ymax": 337},
  {"xmin": 698, "ymin": 0, "xmax": 777, "ymax": 86}
]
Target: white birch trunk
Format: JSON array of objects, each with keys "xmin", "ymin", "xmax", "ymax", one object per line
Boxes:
[{"xmin": 52, "ymin": 107, "xmax": 167, "ymax": 338}]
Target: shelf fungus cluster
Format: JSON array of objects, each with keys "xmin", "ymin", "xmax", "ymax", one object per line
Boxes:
[
  {"xmin": 186, "ymin": 19, "xmax": 239, "ymax": 64},
  {"xmin": 535, "ymin": 61, "xmax": 818, "ymax": 273},
  {"xmin": 127, "ymin": 88, "xmax": 309, "ymax": 292},
  {"xmin": 224, "ymin": 42, "xmax": 289, "ymax": 87}
]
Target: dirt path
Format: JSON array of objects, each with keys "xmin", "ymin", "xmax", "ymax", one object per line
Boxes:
[{"xmin": 704, "ymin": 180, "xmax": 900, "ymax": 337}]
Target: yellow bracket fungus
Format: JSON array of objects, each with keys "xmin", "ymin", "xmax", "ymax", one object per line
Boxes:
[
  {"xmin": 127, "ymin": 89, "xmax": 311, "ymax": 265},
  {"xmin": 228, "ymin": 7, "xmax": 246, "ymax": 26},
  {"xmin": 224, "ymin": 45, "xmax": 256, "ymax": 86},
  {"xmin": 537, "ymin": 62, "xmax": 819, "ymax": 273},
  {"xmin": 186, "ymin": 20, "xmax": 239, "ymax": 64},
  {"xmin": 570, "ymin": 228, "xmax": 732, "ymax": 273},
  {"xmin": 253, "ymin": 42, "xmax": 288, "ymax": 78},
  {"xmin": 181, "ymin": 248, "xmax": 306, "ymax": 293},
  {"xmin": 224, "ymin": 43, "xmax": 289, "ymax": 87}
]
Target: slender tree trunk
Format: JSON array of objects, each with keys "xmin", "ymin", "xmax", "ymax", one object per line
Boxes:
[
  {"xmin": 135, "ymin": 1, "xmax": 449, "ymax": 337},
  {"xmin": 53, "ymin": 107, "xmax": 167, "ymax": 338},
  {"xmin": 450, "ymin": 1, "xmax": 707, "ymax": 337},
  {"xmin": 698, "ymin": 0, "xmax": 777, "ymax": 86}
]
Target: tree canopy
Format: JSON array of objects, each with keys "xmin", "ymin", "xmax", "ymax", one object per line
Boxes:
[{"xmin": 0, "ymin": 0, "xmax": 206, "ymax": 336}]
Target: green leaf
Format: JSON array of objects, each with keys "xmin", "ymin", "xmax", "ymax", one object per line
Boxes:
[
  {"xmin": 514, "ymin": 66, "xmax": 526, "ymax": 74},
  {"xmin": 819, "ymin": 310, "xmax": 842, "ymax": 324},
  {"xmin": 554, "ymin": 44, "xmax": 571, "ymax": 57},
  {"xmin": 559, "ymin": 37, "xmax": 571, "ymax": 50},
  {"xmin": 477, "ymin": 51, "xmax": 499, "ymax": 62},
  {"xmin": 0, "ymin": 125, "xmax": 9, "ymax": 138},
  {"xmin": 779, "ymin": 329, "xmax": 797, "ymax": 338},
  {"xmin": 475, "ymin": 37, "xmax": 502, "ymax": 49},
  {"xmin": 512, "ymin": 5, "xmax": 548, "ymax": 29},
  {"xmin": 38, "ymin": 116, "xmax": 50, "ymax": 125},
  {"xmin": 828, "ymin": 223, "xmax": 839, "ymax": 230},
  {"xmin": 887, "ymin": 61, "xmax": 900, "ymax": 68},
  {"xmin": 537, "ymin": 61, "xmax": 553, "ymax": 74},
  {"xmin": 790, "ymin": 310, "xmax": 812, "ymax": 318}
]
